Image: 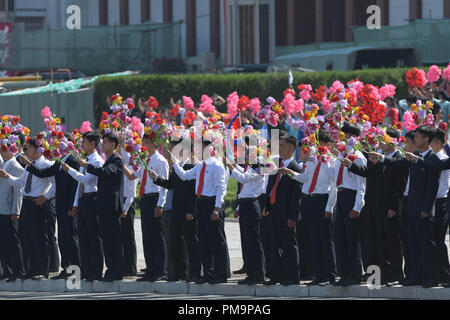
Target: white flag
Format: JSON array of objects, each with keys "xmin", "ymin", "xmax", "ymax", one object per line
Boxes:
[{"xmin": 288, "ymin": 70, "xmax": 293, "ymax": 86}]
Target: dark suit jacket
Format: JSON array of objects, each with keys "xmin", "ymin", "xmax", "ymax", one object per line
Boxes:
[
  {"xmin": 86, "ymin": 152, "xmax": 124, "ymax": 214},
  {"xmin": 153, "ymin": 163, "xmax": 196, "ymax": 217},
  {"xmin": 26, "ymin": 154, "xmax": 80, "ymax": 213},
  {"xmin": 350, "ymin": 150, "xmax": 408, "ymax": 213},
  {"xmin": 265, "ymin": 159, "xmax": 302, "ymax": 221},
  {"xmin": 416, "ymin": 155, "xmax": 450, "ymax": 171},
  {"xmin": 383, "ymin": 150, "xmax": 440, "ymax": 216}
]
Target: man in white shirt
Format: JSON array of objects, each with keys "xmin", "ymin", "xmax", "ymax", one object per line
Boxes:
[
  {"xmin": 126, "ymin": 133, "xmax": 169, "ymax": 282},
  {"xmin": 61, "ymin": 131, "xmax": 105, "ymax": 282},
  {"xmin": 428, "ymin": 128, "xmax": 450, "ymax": 284},
  {"xmin": 225, "ymin": 141, "xmax": 267, "ymax": 285},
  {"xmin": 0, "ymin": 146, "xmax": 25, "ymax": 282},
  {"xmin": 282, "ymin": 129, "xmax": 337, "ymax": 286},
  {"xmin": 332, "ymin": 123, "xmax": 366, "ymax": 286},
  {"xmin": 172, "ymin": 139, "xmax": 229, "ymax": 284},
  {"xmin": 0, "ymin": 138, "xmax": 56, "ymax": 280}
]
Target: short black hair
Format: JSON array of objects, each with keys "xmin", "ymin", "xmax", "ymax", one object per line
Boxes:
[
  {"xmin": 83, "ymin": 131, "xmax": 101, "ymax": 147},
  {"xmin": 416, "ymin": 125, "xmax": 435, "ymax": 143},
  {"xmin": 432, "ymin": 102, "xmax": 442, "ymax": 116},
  {"xmin": 405, "ymin": 130, "xmax": 416, "ymax": 141},
  {"xmin": 27, "ymin": 137, "xmax": 38, "ymax": 149},
  {"xmin": 318, "ymin": 129, "xmax": 332, "ymax": 144},
  {"xmin": 386, "ymin": 127, "xmax": 400, "ymax": 139},
  {"xmin": 432, "ymin": 128, "xmax": 446, "ymax": 145},
  {"xmin": 406, "ymin": 95, "xmax": 417, "ymax": 104},
  {"xmin": 341, "ymin": 122, "xmax": 360, "ymax": 137},
  {"xmin": 102, "ymin": 133, "xmax": 119, "ymax": 148},
  {"xmin": 12, "ymin": 131, "xmax": 25, "ymax": 146},
  {"xmin": 280, "ymin": 133, "xmax": 297, "ymax": 149}
]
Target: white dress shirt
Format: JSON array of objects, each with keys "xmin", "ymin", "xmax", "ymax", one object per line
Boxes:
[
  {"xmin": 174, "ymin": 156, "xmax": 228, "ymax": 208},
  {"xmin": 136, "ymin": 151, "xmax": 169, "ymax": 207},
  {"xmin": 292, "ymin": 158, "xmax": 338, "ymax": 212},
  {"xmin": 436, "ymin": 150, "xmax": 450, "ymax": 199},
  {"xmin": 8, "ymin": 156, "xmax": 56, "ymax": 199},
  {"xmin": 121, "ymin": 149, "xmax": 138, "ymax": 212},
  {"xmin": 67, "ymin": 151, "xmax": 104, "ymax": 207},
  {"xmin": 334, "ymin": 150, "xmax": 367, "ymax": 212},
  {"xmin": 231, "ymin": 164, "xmax": 267, "ymax": 199}
]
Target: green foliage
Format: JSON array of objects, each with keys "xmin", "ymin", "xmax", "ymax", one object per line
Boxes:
[
  {"xmin": 224, "ymin": 178, "xmax": 238, "ymax": 218},
  {"xmin": 93, "ymin": 68, "xmax": 413, "ymax": 124}
]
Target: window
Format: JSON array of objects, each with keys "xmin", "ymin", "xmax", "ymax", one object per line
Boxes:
[
  {"xmin": 0, "ymin": 0, "xmax": 5, "ymax": 11},
  {"xmin": 239, "ymin": 5, "xmax": 254, "ymax": 64},
  {"xmin": 120, "ymin": 0, "xmax": 129, "ymax": 25},
  {"xmin": 99, "ymin": 0, "xmax": 108, "ymax": 26},
  {"xmin": 259, "ymin": 4, "xmax": 269, "ymax": 63},
  {"xmin": 8, "ymin": 0, "xmax": 13, "ymax": 11},
  {"xmin": 141, "ymin": 0, "xmax": 150, "ymax": 22}
]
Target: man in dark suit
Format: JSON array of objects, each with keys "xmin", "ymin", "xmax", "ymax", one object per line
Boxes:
[
  {"xmin": 263, "ymin": 134, "xmax": 302, "ymax": 285},
  {"xmin": 19, "ymin": 134, "xmax": 81, "ymax": 279},
  {"xmin": 342, "ymin": 128, "xmax": 408, "ymax": 285},
  {"xmin": 370, "ymin": 125, "xmax": 441, "ymax": 288},
  {"xmin": 149, "ymin": 139, "xmax": 201, "ymax": 282},
  {"xmin": 71, "ymin": 133, "xmax": 124, "ymax": 282}
]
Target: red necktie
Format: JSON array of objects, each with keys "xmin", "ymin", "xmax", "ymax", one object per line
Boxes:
[
  {"xmin": 269, "ymin": 162, "xmax": 284, "ymax": 205},
  {"xmin": 302, "ymin": 163, "xmax": 306, "ymax": 171},
  {"xmin": 139, "ymin": 158, "xmax": 150, "ymax": 197},
  {"xmin": 196, "ymin": 162, "xmax": 206, "ymax": 198},
  {"xmin": 309, "ymin": 162, "xmax": 321, "ymax": 194},
  {"xmin": 237, "ymin": 163, "xmax": 249, "ymax": 195},
  {"xmin": 336, "ymin": 164, "xmax": 344, "ymax": 187}
]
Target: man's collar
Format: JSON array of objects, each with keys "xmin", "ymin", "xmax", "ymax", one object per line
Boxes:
[{"xmin": 421, "ymin": 148, "xmax": 432, "ymax": 157}]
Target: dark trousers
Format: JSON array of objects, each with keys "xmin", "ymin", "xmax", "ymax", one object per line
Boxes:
[
  {"xmin": 168, "ymin": 210, "xmax": 201, "ymax": 279},
  {"xmin": 45, "ymin": 199, "xmax": 60, "ymax": 272},
  {"xmin": 196, "ymin": 197, "xmax": 228, "ymax": 279},
  {"xmin": 140, "ymin": 195, "xmax": 167, "ymax": 277},
  {"xmin": 78, "ymin": 195, "xmax": 103, "ymax": 279},
  {"xmin": 162, "ymin": 209, "xmax": 177, "ymax": 277},
  {"xmin": 400, "ymin": 196, "xmax": 411, "ymax": 280},
  {"xmin": 360, "ymin": 199, "xmax": 377, "ymax": 272},
  {"xmin": 334, "ymin": 188, "xmax": 363, "ymax": 281},
  {"xmin": 0, "ymin": 215, "xmax": 25, "ymax": 276},
  {"xmin": 297, "ymin": 197, "xmax": 315, "ymax": 280},
  {"xmin": 407, "ymin": 210, "xmax": 437, "ymax": 283},
  {"xmin": 238, "ymin": 197, "xmax": 265, "ymax": 281},
  {"xmin": 268, "ymin": 212, "xmax": 300, "ymax": 283},
  {"xmin": 433, "ymin": 198, "xmax": 450, "ymax": 283},
  {"xmin": 261, "ymin": 214, "xmax": 274, "ymax": 279},
  {"xmin": 56, "ymin": 206, "xmax": 80, "ymax": 271},
  {"xmin": 98, "ymin": 213, "xmax": 123, "ymax": 279},
  {"xmin": 21, "ymin": 198, "xmax": 50, "ymax": 276},
  {"xmin": 18, "ymin": 216, "xmax": 28, "ymax": 274},
  {"xmin": 304, "ymin": 195, "xmax": 336, "ymax": 281},
  {"xmin": 120, "ymin": 202, "xmax": 137, "ymax": 276}
]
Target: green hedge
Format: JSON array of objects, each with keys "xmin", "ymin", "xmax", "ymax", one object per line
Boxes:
[{"xmin": 93, "ymin": 68, "xmax": 414, "ymax": 123}]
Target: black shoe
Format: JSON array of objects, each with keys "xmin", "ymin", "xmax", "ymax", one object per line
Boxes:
[
  {"xmin": 306, "ymin": 278, "xmax": 321, "ymax": 286},
  {"xmin": 281, "ymin": 280, "xmax": 299, "ymax": 286},
  {"xmin": 51, "ymin": 272, "xmax": 69, "ymax": 280},
  {"xmin": 238, "ymin": 278, "xmax": 258, "ymax": 285},
  {"xmin": 122, "ymin": 272, "xmax": 137, "ymax": 277},
  {"xmin": 0, "ymin": 274, "xmax": 10, "ymax": 281},
  {"xmin": 21, "ymin": 274, "xmax": 32, "ymax": 280},
  {"xmin": 100, "ymin": 277, "xmax": 114, "ymax": 282},
  {"xmin": 422, "ymin": 281, "xmax": 439, "ymax": 288},
  {"xmin": 232, "ymin": 267, "xmax": 246, "ymax": 275},
  {"xmin": 402, "ymin": 279, "xmax": 421, "ymax": 286},
  {"xmin": 31, "ymin": 275, "xmax": 45, "ymax": 281},
  {"xmin": 167, "ymin": 276, "xmax": 181, "ymax": 282},
  {"xmin": 319, "ymin": 277, "xmax": 336, "ymax": 286},
  {"xmin": 186, "ymin": 275, "xmax": 200, "ymax": 283},
  {"xmin": 263, "ymin": 279, "xmax": 278, "ymax": 285},
  {"xmin": 148, "ymin": 274, "xmax": 167, "ymax": 282},
  {"xmin": 342, "ymin": 277, "xmax": 360, "ymax": 287},
  {"xmin": 49, "ymin": 268, "xmax": 59, "ymax": 273},
  {"xmin": 195, "ymin": 276, "xmax": 212, "ymax": 284},
  {"xmin": 86, "ymin": 277, "xmax": 100, "ymax": 282},
  {"xmin": 6, "ymin": 275, "xmax": 20, "ymax": 282},
  {"xmin": 136, "ymin": 276, "xmax": 150, "ymax": 282},
  {"xmin": 333, "ymin": 277, "xmax": 347, "ymax": 286},
  {"xmin": 208, "ymin": 277, "xmax": 227, "ymax": 284}
]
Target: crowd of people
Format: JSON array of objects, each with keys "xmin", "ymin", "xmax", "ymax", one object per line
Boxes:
[{"xmin": 1, "ymin": 70, "xmax": 450, "ymax": 290}]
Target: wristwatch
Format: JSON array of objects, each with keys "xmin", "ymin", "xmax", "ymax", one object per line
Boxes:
[{"xmin": 213, "ymin": 209, "xmax": 220, "ymax": 216}]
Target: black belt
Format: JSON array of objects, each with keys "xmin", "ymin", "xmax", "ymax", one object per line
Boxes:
[
  {"xmin": 337, "ymin": 187, "xmax": 355, "ymax": 192},
  {"xmin": 436, "ymin": 197, "xmax": 448, "ymax": 201},
  {"xmin": 82, "ymin": 192, "xmax": 97, "ymax": 198},
  {"xmin": 198, "ymin": 195, "xmax": 215, "ymax": 200},
  {"xmin": 23, "ymin": 196, "xmax": 37, "ymax": 201},
  {"xmin": 304, "ymin": 193, "xmax": 328, "ymax": 198},
  {"xmin": 238, "ymin": 197, "xmax": 258, "ymax": 203},
  {"xmin": 141, "ymin": 193, "xmax": 159, "ymax": 198}
]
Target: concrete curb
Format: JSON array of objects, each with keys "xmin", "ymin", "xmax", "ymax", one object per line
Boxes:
[{"xmin": 1, "ymin": 279, "xmax": 450, "ymax": 299}]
